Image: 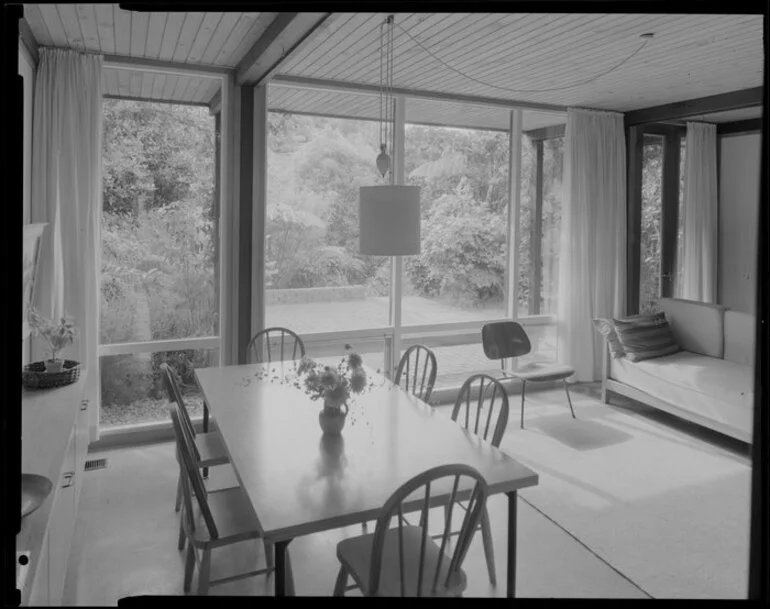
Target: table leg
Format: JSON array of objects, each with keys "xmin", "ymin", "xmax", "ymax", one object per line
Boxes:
[
  {"xmin": 506, "ymin": 491, "xmax": 517, "ymax": 598},
  {"xmin": 202, "ymin": 401, "xmax": 210, "ymax": 478},
  {"xmin": 274, "ymin": 539, "xmax": 294, "ymax": 596}
]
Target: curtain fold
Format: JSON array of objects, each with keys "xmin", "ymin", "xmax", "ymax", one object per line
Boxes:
[
  {"xmin": 30, "ymin": 49, "xmax": 102, "ymax": 391},
  {"xmin": 557, "ymin": 108, "xmax": 627, "ymax": 382},
  {"xmin": 678, "ymin": 122, "xmax": 718, "ymax": 302}
]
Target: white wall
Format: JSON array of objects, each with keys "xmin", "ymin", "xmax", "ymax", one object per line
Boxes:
[
  {"xmin": 718, "ymin": 132, "xmax": 761, "ymax": 314},
  {"xmin": 20, "ymin": 42, "xmax": 35, "ymax": 364}
]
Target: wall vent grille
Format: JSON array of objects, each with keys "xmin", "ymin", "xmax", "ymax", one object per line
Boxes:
[{"xmin": 84, "ymin": 458, "xmax": 107, "ymax": 471}]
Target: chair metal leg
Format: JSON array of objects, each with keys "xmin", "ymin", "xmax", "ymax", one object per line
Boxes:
[
  {"xmin": 333, "ymin": 566, "xmax": 348, "ymax": 596},
  {"xmin": 175, "ymin": 469, "xmax": 183, "ymax": 512},
  {"xmin": 197, "ymin": 548, "xmax": 211, "ymax": 595},
  {"xmin": 361, "ymin": 521, "xmax": 368, "ymax": 533},
  {"xmin": 480, "ymin": 506, "xmax": 497, "ymax": 585},
  {"xmin": 520, "ymin": 380, "xmax": 527, "ymax": 429},
  {"xmin": 564, "ymin": 380, "xmax": 576, "ymax": 419},
  {"xmin": 285, "ymin": 548, "xmax": 296, "ymax": 596},
  {"xmin": 178, "ymin": 514, "xmax": 186, "ymax": 551},
  {"xmin": 183, "ymin": 544, "xmax": 195, "ymax": 593}
]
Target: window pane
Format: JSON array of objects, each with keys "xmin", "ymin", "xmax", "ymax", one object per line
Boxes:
[
  {"xmin": 541, "ymin": 137, "xmax": 563, "ymax": 315},
  {"xmin": 265, "ymin": 113, "xmax": 390, "ymax": 333},
  {"xmin": 403, "ymin": 105, "xmax": 510, "ymax": 325},
  {"xmin": 640, "ymin": 134, "xmax": 664, "ymax": 313},
  {"xmin": 100, "ymin": 348, "xmax": 219, "ymax": 428},
  {"xmin": 676, "ymin": 136, "xmax": 687, "ymax": 294},
  {"xmin": 100, "ymin": 100, "xmax": 218, "ymax": 344}
]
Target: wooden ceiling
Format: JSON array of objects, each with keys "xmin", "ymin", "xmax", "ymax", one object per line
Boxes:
[{"xmin": 22, "ymin": 6, "xmax": 764, "ymax": 128}]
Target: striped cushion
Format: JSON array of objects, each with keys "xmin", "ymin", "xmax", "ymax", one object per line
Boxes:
[{"xmin": 612, "ymin": 313, "xmax": 681, "ymax": 362}]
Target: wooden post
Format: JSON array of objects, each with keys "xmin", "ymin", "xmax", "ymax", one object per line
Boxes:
[
  {"xmin": 660, "ymin": 130, "xmax": 681, "ymax": 297},
  {"xmin": 529, "ymin": 140, "xmax": 544, "ymax": 315},
  {"xmin": 626, "ymin": 125, "xmax": 644, "ymax": 315}
]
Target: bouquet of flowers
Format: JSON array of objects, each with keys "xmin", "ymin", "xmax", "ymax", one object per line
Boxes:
[{"xmin": 296, "ymin": 344, "xmax": 372, "ymax": 411}]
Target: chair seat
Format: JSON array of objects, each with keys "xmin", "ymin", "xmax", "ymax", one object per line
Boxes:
[
  {"xmin": 187, "ymin": 486, "xmax": 262, "ymax": 546},
  {"xmin": 508, "ymin": 362, "xmax": 574, "ymax": 382},
  {"xmin": 337, "ymin": 526, "xmax": 467, "ymax": 597},
  {"xmin": 195, "ymin": 431, "xmax": 230, "ymax": 467}
]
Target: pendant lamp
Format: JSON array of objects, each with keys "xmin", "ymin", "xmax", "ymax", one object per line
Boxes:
[{"xmin": 359, "ymin": 15, "xmax": 421, "ymax": 256}]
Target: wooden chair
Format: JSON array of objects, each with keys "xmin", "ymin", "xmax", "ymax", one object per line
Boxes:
[
  {"xmin": 160, "ymin": 363, "xmax": 231, "ymax": 514},
  {"xmin": 247, "ymin": 327, "xmax": 306, "ymax": 365},
  {"xmin": 334, "ymin": 464, "xmax": 489, "ymax": 597},
  {"xmin": 443, "ymin": 373, "xmax": 510, "ymax": 585},
  {"xmin": 482, "ymin": 321, "xmax": 576, "ymax": 429},
  {"xmin": 170, "ymin": 405, "xmax": 292, "ymax": 595},
  {"xmin": 394, "ymin": 344, "xmax": 438, "ymax": 404}
]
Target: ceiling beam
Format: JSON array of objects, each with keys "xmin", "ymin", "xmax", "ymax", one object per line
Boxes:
[
  {"xmin": 624, "ymin": 87, "xmax": 763, "ymax": 127},
  {"xmin": 236, "ymin": 12, "xmax": 330, "ymax": 86},
  {"xmin": 103, "ymin": 54, "xmax": 231, "ymax": 78},
  {"xmin": 523, "ymin": 124, "xmax": 566, "ymax": 141},
  {"xmin": 718, "ymin": 118, "xmax": 763, "ymax": 137},
  {"xmin": 103, "ymin": 94, "xmax": 210, "ymax": 108},
  {"xmin": 19, "ymin": 17, "xmax": 39, "ymax": 65},
  {"xmin": 270, "ymin": 74, "xmax": 568, "ymax": 114}
]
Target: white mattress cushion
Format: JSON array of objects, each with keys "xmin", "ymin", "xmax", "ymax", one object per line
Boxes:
[
  {"xmin": 724, "ymin": 310, "xmax": 756, "ymax": 366},
  {"xmin": 657, "ymin": 298, "xmax": 726, "ymax": 358},
  {"xmin": 610, "ymin": 351, "xmax": 753, "ymax": 438}
]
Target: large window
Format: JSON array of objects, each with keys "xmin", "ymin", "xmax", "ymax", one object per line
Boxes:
[
  {"xmin": 99, "ymin": 100, "xmax": 218, "ymax": 429},
  {"xmin": 640, "ymin": 134, "xmax": 665, "ymax": 313}
]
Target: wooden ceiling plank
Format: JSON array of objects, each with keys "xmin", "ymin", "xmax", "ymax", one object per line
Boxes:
[
  {"xmin": 298, "ymin": 13, "xmax": 381, "ymax": 80},
  {"xmin": 129, "ymin": 10, "xmax": 150, "ymax": 57},
  {"xmin": 103, "ymin": 68, "xmax": 119, "ymax": 96},
  {"xmin": 206, "ymin": 84, "xmax": 221, "ymax": 111},
  {"xmin": 279, "ymin": 13, "xmax": 358, "ymax": 73},
  {"xmin": 189, "ymin": 77, "xmax": 214, "ymax": 103},
  {"xmin": 23, "ymin": 5, "xmax": 53, "ymax": 47},
  {"xmin": 157, "ymin": 12, "xmax": 186, "ymax": 61},
  {"xmin": 343, "ymin": 13, "xmax": 466, "ymax": 84},
  {"xmin": 152, "ymin": 72, "xmax": 166, "ymax": 99},
  {"xmin": 36, "ymin": 4, "xmax": 68, "ymax": 46},
  {"xmin": 186, "ymin": 12, "xmax": 223, "ymax": 63},
  {"xmin": 172, "ymin": 12, "xmax": 205, "ymax": 63},
  {"xmin": 236, "ymin": 13, "xmax": 331, "ymax": 85},
  {"xmin": 129, "ymin": 70, "xmax": 143, "ymax": 97},
  {"xmin": 117, "ymin": 68, "xmax": 131, "ymax": 97},
  {"xmin": 162, "ymin": 74, "xmax": 179, "ymax": 99},
  {"xmin": 93, "ymin": 3, "xmax": 115, "ymax": 55},
  {"xmin": 200, "ymin": 12, "xmax": 242, "ymax": 65},
  {"xmin": 74, "ymin": 5, "xmax": 101, "ymax": 52},
  {"xmin": 145, "ymin": 12, "xmax": 167, "ymax": 59},
  {"xmin": 215, "ymin": 13, "xmax": 262, "ymax": 67},
  {"xmin": 172, "ymin": 75, "xmax": 191, "ymax": 101},
  {"xmin": 113, "ymin": 6, "xmax": 132, "ymax": 56},
  {"xmin": 140, "ymin": 71, "xmax": 154, "ymax": 98}
]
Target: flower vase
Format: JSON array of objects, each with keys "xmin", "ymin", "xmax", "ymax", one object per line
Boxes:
[{"xmin": 319, "ymin": 400, "xmax": 349, "ymax": 436}]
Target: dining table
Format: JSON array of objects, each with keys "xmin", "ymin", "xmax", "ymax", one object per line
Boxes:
[{"xmin": 195, "ymin": 361, "xmax": 539, "ymax": 597}]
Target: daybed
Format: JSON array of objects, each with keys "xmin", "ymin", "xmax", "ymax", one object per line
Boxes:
[{"xmin": 600, "ymin": 297, "xmax": 755, "ymax": 444}]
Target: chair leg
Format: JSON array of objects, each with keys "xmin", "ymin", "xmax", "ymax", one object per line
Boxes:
[
  {"xmin": 285, "ymin": 549, "xmax": 296, "ymax": 596},
  {"xmin": 183, "ymin": 544, "xmax": 195, "ymax": 593},
  {"xmin": 175, "ymin": 469, "xmax": 183, "ymax": 512},
  {"xmin": 197, "ymin": 549, "xmax": 211, "ymax": 595},
  {"xmin": 361, "ymin": 521, "xmax": 368, "ymax": 533},
  {"xmin": 520, "ymin": 380, "xmax": 527, "ymax": 429},
  {"xmin": 564, "ymin": 379, "xmax": 576, "ymax": 419},
  {"xmin": 178, "ymin": 514, "xmax": 186, "ymax": 551},
  {"xmin": 480, "ymin": 506, "xmax": 497, "ymax": 585},
  {"xmin": 333, "ymin": 565, "xmax": 348, "ymax": 596},
  {"xmin": 263, "ymin": 539, "xmax": 274, "ymax": 570}
]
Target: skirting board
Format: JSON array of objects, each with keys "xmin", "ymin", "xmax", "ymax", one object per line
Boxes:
[{"xmin": 603, "ymin": 378, "xmax": 752, "ymax": 445}]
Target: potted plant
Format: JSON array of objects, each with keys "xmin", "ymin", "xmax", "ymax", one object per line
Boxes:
[{"xmin": 27, "ymin": 307, "xmax": 78, "ymax": 373}]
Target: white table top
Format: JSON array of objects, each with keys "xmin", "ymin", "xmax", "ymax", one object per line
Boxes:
[{"xmin": 194, "ymin": 363, "xmax": 539, "ymax": 542}]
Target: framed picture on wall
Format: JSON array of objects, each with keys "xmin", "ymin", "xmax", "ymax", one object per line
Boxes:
[{"xmin": 23, "ymin": 223, "xmax": 47, "ymax": 341}]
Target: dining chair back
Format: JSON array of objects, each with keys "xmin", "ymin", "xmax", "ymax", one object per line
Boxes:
[
  {"xmin": 365, "ymin": 464, "xmax": 488, "ymax": 596},
  {"xmin": 452, "ymin": 374, "xmax": 510, "ymax": 448},
  {"xmin": 394, "ymin": 344, "xmax": 438, "ymax": 404},
  {"xmin": 161, "ymin": 363, "xmax": 201, "ymax": 462},
  {"xmin": 169, "ymin": 404, "xmax": 220, "ymax": 540},
  {"xmin": 481, "ymin": 321, "xmax": 531, "ymax": 371},
  {"xmin": 247, "ymin": 327, "xmax": 306, "ymax": 364}
]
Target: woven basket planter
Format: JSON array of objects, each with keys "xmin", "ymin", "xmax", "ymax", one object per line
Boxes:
[{"xmin": 22, "ymin": 360, "xmax": 81, "ymax": 390}]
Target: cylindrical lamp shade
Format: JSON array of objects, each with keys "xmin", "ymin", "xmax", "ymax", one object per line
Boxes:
[{"xmin": 359, "ymin": 185, "xmax": 421, "ymax": 255}]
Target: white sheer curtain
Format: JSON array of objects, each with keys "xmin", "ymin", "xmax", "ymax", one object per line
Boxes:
[
  {"xmin": 30, "ymin": 49, "xmax": 102, "ymax": 396},
  {"xmin": 557, "ymin": 108, "xmax": 626, "ymax": 382},
  {"xmin": 678, "ymin": 122, "xmax": 718, "ymax": 302}
]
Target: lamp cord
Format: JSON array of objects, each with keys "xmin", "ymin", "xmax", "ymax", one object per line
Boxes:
[{"xmin": 393, "ymin": 20, "xmax": 651, "ymax": 94}]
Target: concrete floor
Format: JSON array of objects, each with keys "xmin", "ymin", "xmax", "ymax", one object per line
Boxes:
[{"xmin": 62, "ymin": 399, "xmax": 650, "ymax": 602}]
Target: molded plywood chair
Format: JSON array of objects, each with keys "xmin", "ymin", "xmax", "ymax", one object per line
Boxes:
[
  {"xmin": 161, "ymin": 363, "xmax": 231, "ymax": 514},
  {"xmin": 333, "ymin": 464, "xmax": 489, "ymax": 597},
  {"xmin": 247, "ymin": 327, "xmax": 306, "ymax": 365},
  {"xmin": 482, "ymin": 321, "xmax": 575, "ymax": 429},
  {"xmin": 394, "ymin": 344, "xmax": 438, "ymax": 404},
  {"xmin": 170, "ymin": 405, "xmax": 291, "ymax": 595},
  {"xmin": 443, "ymin": 373, "xmax": 510, "ymax": 585}
]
